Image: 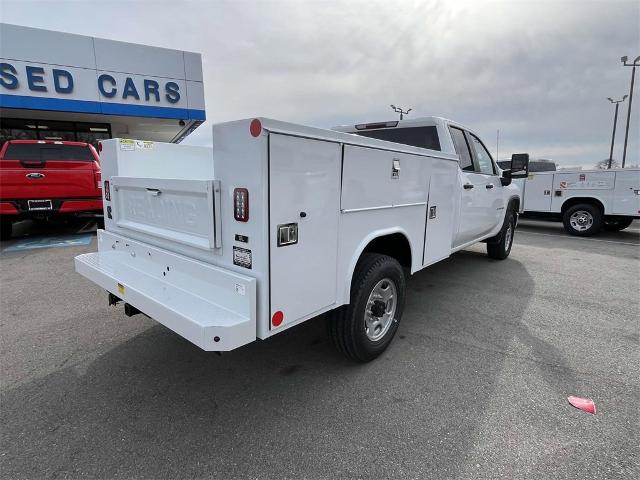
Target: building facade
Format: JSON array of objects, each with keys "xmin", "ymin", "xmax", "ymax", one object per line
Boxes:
[{"xmin": 0, "ymin": 23, "xmax": 205, "ymax": 147}]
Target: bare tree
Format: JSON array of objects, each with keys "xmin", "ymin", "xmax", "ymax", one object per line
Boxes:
[{"xmin": 595, "ymin": 158, "xmax": 620, "ymax": 169}]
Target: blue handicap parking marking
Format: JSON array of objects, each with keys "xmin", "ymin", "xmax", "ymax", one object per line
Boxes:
[{"xmin": 3, "ymin": 234, "xmax": 94, "ymax": 252}]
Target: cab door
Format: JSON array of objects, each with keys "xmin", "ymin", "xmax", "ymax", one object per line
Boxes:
[
  {"xmin": 450, "ymin": 126, "xmax": 486, "ymax": 247},
  {"xmin": 466, "ymin": 132, "xmax": 503, "ymax": 231}
]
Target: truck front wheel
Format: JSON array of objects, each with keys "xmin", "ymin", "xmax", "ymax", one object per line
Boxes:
[
  {"xmin": 486, "ymin": 210, "xmax": 516, "ymax": 260},
  {"xmin": 563, "ymin": 204, "xmax": 602, "ymax": 236},
  {"xmin": 328, "ymin": 253, "xmax": 405, "ymax": 362}
]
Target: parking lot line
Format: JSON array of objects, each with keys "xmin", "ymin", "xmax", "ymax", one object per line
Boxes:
[{"xmin": 517, "ymin": 230, "xmax": 640, "ymax": 246}]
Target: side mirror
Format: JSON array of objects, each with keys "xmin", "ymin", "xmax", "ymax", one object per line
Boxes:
[
  {"xmin": 510, "ymin": 153, "xmax": 530, "ymax": 178},
  {"xmin": 500, "ymin": 169, "xmax": 512, "ymax": 186}
]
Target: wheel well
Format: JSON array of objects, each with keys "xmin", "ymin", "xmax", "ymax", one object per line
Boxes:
[
  {"xmin": 362, "ymin": 233, "xmax": 411, "ymax": 268},
  {"xmin": 561, "ymin": 197, "xmax": 605, "ymax": 214},
  {"xmin": 508, "ymin": 197, "xmax": 520, "ymax": 212}
]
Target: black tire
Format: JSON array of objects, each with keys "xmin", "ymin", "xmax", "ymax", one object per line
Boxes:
[
  {"xmin": 562, "ymin": 204, "xmax": 602, "ymax": 236},
  {"xmin": 328, "ymin": 253, "xmax": 405, "ymax": 362},
  {"xmin": 487, "ymin": 209, "xmax": 516, "ymax": 260},
  {"xmin": 603, "ymin": 217, "xmax": 633, "ymax": 232},
  {"xmin": 0, "ymin": 217, "xmax": 12, "ymax": 240}
]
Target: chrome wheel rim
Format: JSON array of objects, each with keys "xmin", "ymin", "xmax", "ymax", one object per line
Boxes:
[
  {"xmin": 364, "ymin": 278, "xmax": 397, "ymax": 342},
  {"xmin": 505, "ymin": 223, "xmax": 513, "ymax": 250},
  {"xmin": 569, "ymin": 210, "xmax": 593, "ymax": 232}
]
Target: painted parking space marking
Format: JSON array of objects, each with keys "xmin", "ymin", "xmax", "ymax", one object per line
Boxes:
[
  {"xmin": 517, "ymin": 230, "xmax": 640, "ymax": 246},
  {"xmin": 2, "ymin": 234, "xmax": 94, "ymax": 252}
]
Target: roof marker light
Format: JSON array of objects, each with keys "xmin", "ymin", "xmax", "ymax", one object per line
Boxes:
[{"xmin": 250, "ymin": 118, "xmax": 262, "ymax": 137}]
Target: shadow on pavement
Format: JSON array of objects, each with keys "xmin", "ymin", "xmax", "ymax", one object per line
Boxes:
[{"xmin": 1, "ymin": 249, "xmax": 582, "ymax": 478}]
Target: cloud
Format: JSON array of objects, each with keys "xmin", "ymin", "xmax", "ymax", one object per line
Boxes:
[{"xmin": 2, "ymin": 0, "xmax": 639, "ymax": 167}]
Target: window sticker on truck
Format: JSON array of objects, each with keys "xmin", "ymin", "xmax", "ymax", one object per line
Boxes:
[{"xmin": 233, "ymin": 246, "xmax": 252, "ymax": 269}]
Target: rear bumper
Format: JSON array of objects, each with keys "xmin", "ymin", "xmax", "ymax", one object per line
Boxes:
[
  {"xmin": 0, "ymin": 198, "xmax": 102, "ymax": 216},
  {"xmin": 75, "ymin": 230, "xmax": 257, "ymax": 351}
]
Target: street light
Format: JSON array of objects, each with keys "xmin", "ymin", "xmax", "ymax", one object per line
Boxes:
[
  {"xmin": 607, "ymin": 95, "xmax": 627, "ymax": 169},
  {"xmin": 390, "ymin": 104, "xmax": 412, "ymax": 120},
  {"xmin": 620, "ymin": 55, "xmax": 640, "ymax": 168}
]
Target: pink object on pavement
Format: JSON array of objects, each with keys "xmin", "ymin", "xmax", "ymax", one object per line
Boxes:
[{"xmin": 567, "ymin": 396, "xmax": 597, "ymax": 415}]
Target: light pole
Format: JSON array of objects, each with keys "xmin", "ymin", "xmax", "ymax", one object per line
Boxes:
[
  {"xmin": 607, "ymin": 96, "xmax": 627, "ymax": 169},
  {"xmin": 390, "ymin": 105, "xmax": 412, "ymax": 120},
  {"xmin": 620, "ymin": 55, "xmax": 640, "ymax": 168}
]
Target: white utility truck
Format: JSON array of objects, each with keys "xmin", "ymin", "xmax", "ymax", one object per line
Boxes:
[
  {"xmin": 517, "ymin": 168, "xmax": 640, "ymax": 236},
  {"xmin": 75, "ymin": 117, "xmax": 528, "ymax": 362}
]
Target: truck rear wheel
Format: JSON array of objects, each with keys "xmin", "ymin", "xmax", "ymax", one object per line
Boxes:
[
  {"xmin": 603, "ymin": 217, "xmax": 634, "ymax": 232},
  {"xmin": 328, "ymin": 253, "xmax": 405, "ymax": 362},
  {"xmin": 487, "ymin": 210, "xmax": 516, "ymax": 260},
  {"xmin": 563, "ymin": 204, "xmax": 602, "ymax": 236}
]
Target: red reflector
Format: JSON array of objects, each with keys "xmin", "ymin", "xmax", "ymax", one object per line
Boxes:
[
  {"xmin": 98, "ymin": 142, "xmax": 102, "ymax": 153},
  {"xmin": 567, "ymin": 396, "xmax": 596, "ymax": 415},
  {"xmin": 250, "ymin": 119, "xmax": 262, "ymax": 137},
  {"xmin": 272, "ymin": 311, "xmax": 284, "ymax": 327},
  {"xmin": 233, "ymin": 188, "xmax": 249, "ymax": 222}
]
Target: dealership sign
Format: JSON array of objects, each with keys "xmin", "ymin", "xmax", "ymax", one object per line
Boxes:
[
  {"xmin": 1, "ymin": 62, "xmax": 181, "ymax": 103},
  {"xmin": 0, "ymin": 23, "xmax": 205, "ymax": 122}
]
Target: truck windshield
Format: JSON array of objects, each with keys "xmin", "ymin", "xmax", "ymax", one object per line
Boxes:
[
  {"xmin": 354, "ymin": 126, "xmax": 441, "ymax": 151},
  {"xmin": 3, "ymin": 144, "xmax": 95, "ymax": 162}
]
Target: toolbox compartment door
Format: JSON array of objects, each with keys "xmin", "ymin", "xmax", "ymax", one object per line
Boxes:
[
  {"xmin": 269, "ymin": 134, "xmax": 341, "ymax": 328},
  {"xmin": 111, "ymin": 176, "xmax": 221, "ymax": 251},
  {"xmin": 523, "ymin": 173, "xmax": 553, "ymax": 212}
]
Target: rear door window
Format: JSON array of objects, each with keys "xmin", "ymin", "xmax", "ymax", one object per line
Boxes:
[
  {"xmin": 354, "ymin": 126, "xmax": 441, "ymax": 151},
  {"xmin": 448, "ymin": 127, "xmax": 474, "ymax": 171},
  {"xmin": 4, "ymin": 144, "xmax": 95, "ymax": 162}
]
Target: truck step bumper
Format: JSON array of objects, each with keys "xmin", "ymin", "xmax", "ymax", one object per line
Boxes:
[{"xmin": 75, "ymin": 230, "xmax": 256, "ymax": 351}]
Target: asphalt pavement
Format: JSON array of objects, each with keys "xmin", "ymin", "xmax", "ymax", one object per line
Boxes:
[{"xmin": 1, "ymin": 218, "xmax": 638, "ymax": 479}]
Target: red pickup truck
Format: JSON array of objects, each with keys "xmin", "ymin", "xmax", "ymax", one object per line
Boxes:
[{"xmin": 0, "ymin": 140, "xmax": 103, "ymax": 239}]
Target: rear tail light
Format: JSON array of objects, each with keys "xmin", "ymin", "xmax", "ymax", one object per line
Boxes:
[
  {"xmin": 104, "ymin": 180, "xmax": 111, "ymax": 201},
  {"xmin": 234, "ymin": 188, "xmax": 249, "ymax": 222},
  {"xmin": 95, "ymin": 171, "xmax": 102, "ymax": 189}
]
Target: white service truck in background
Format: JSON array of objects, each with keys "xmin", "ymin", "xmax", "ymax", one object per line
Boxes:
[
  {"xmin": 515, "ymin": 168, "xmax": 640, "ymax": 236},
  {"xmin": 75, "ymin": 117, "xmax": 529, "ymax": 362}
]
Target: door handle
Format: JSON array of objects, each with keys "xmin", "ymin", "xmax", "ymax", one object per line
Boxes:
[
  {"xmin": 464, "ymin": 184, "xmax": 474, "ymax": 190},
  {"xmin": 485, "ymin": 184, "xmax": 494, "ymax": 189}
]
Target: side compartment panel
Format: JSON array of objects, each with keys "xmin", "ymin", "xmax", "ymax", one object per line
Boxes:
[
  {"xmin": 423, "ymin": 159, "xmax": 457, "ymax": 265},
  {"xmin": 523, "ymin": 173, "xmax": 554, "ymax": 212},
  {"xmin": 269, "ymin": 134, "xmax": 341, "ymax": 329},
  {"xmin": 612, "ymin": 170, "xmax": 640, "ymax": 215},
  {"xmin": 341, "ymin": 145, "xmax": 429, "ymax": 211}
]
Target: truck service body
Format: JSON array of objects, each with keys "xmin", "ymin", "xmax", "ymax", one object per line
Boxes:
[
  {"xmin": 75, "ymin": 117, "xmax": 528, "ymax": 361},
  {"xmin": 517, "ymin": 168, "xmax": 640, "ymax": 235}
]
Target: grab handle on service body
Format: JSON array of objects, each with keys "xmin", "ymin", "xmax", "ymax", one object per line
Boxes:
[{"xmin": 146, "ymin": 188, "xmax": 162, "ymax": 196}]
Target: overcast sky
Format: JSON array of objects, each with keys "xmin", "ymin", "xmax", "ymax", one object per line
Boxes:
[{"xmin": 2, "ymin": 0, "xmax": 639, "ymax": 167}]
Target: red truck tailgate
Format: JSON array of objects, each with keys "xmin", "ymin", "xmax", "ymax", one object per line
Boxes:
[
  {"xmin": 0, "ymin": 142, "xmax": 101, "ymax": 200},
  {"xmin": 0, "ymin": 161, "xmax": 98, "ymax": 198}
]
